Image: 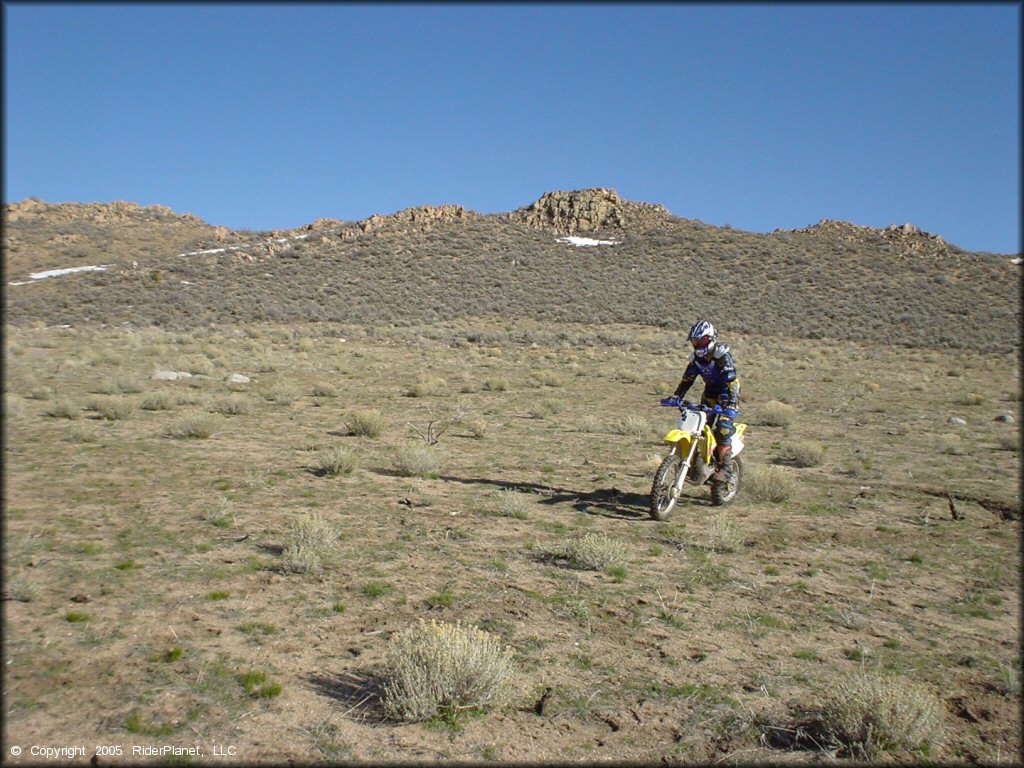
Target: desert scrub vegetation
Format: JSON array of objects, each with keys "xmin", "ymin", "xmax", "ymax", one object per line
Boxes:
[
  {"xmin": 280, "ymin": 513, "xmax": 339, "ymax": 574},
  {"xmin": 89, "ymin": 396, "xmax": 134, "ymax": 421},
  {"xmin": 393, "ymin": 444, "xmax": 441, "ymax": 478},
  {"xmin": 536, "ymin": 532, "xmax": 627, "ymax": 571},
  {"xmin": 611, "ymin": 413, "xmax": 654, "ymax": 438},
  {"xmin": 310, "ymin": 381, "xmax": 337, "ymax": 397},
  {"xmin": 488, "ymin": 489, "xmax": 531, "ymax": 519},
  {"xmin": 820, "ymin": 671, "xmax": 945, "ymax": 760},
  {"xmin": 139, "ymin": 391, "xmax": 179, "ymax": 411},
  {"xmin": 165, "ymin": 411, "xmax": 217, "ymax": 439},
  {"xmin": 746, "ymin": 465, "xmax": 797, "ymax": 503},
  {"xmin": 208, "ymin": 395, "xmax": 252, "ymax": 415},
  {"xmin": 405, "ymin": 376, "xmax": 447, "ymax": 397},
  {"xmin": 382, "ymin": 619, "xmax": 515, "ymax": 724},
  {"xmin": 786, "ymin": 439, "xmax": 825, "ymax": 467},
  {"xmin": 263, "ymin": 383, "xmax": 301, "ymax": 405},
  {"xmin": 702, "ymin": 513, "xmax": 743, "ymax": 553},
  {"xmin": 43, "ymin": 398, "xmax": 79, "ymax": 419},
  {"xmin": 316, "ymin": 446, "xmax": 357, "ymax": 477},
  {"xmin": 93, "ymin": 375, "xmax": 147, "ymax": 395},
  {"xmin": 345, "ymin": 408, "xmax": 385, "ymax": 437},
  {"xmin": 755, "ymin": 400, "xmax": 795, "ymax": 427}
]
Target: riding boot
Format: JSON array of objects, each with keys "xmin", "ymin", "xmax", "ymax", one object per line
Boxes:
[{"xmin": 712, "ymin": 444, "xmax": 734, "ymax": 483}]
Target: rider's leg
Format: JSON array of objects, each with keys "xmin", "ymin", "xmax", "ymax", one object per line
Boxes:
[{"xmin": 712, "ymin": 415, "xmax": 736, "ymax": 481}]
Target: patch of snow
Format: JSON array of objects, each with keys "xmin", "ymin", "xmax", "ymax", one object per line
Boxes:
[
  {"xmin": 180, "ymin": 246, "xmax": 231, "ymax": 256},
  {"xmin": 8, "ymin": 264, "xmax": 112, "ymax": 286},
  {"xmin": 556, "ymin": 236, "xmax": 621, "ymax": 247},
  {"xmin": 1012, "ymin": 257, "xmax": 1022, "ymax": 265}
]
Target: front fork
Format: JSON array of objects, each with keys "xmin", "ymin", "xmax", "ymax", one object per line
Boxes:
[{"xmin": 670, "ymin": 439, "xmax": 701, "ymax": 499}]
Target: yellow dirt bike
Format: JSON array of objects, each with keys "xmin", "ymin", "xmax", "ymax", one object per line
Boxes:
[{"xmin": 650, "ymin": 400, "xmax": 748, "ymax": 520}]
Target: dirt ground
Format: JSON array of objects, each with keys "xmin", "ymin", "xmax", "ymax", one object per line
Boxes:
[{"xmin": 3, "ymin": 321, "xmax": 1020, "ymax": 764}]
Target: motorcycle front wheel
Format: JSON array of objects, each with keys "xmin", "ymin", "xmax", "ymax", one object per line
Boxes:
[{"xmin": 650, "ymin": 454, "xmax": 682, "ymax": 520}]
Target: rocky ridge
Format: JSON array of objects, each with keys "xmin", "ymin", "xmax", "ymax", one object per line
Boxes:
[
  {"xmin": 781, "ymin": 218, "xmax": 963, "ymax": 257},
  {"xmin": 508, "ymin": 188, "xmax": 671, "ymax": 235}
]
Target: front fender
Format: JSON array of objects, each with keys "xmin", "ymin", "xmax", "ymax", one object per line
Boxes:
[{"xmin": 663, "ymin": 429, "xmax": 696, "ymax": 448}]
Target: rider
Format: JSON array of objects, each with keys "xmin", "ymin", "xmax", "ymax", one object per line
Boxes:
[{"xmin": 666, "ymin": 320, "xmax": 740, "ymax": 482}]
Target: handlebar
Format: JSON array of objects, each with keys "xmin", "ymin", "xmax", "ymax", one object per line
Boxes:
[{"xmin": 658, "ymin": 398, "xmax": 734, "ymax": 416}]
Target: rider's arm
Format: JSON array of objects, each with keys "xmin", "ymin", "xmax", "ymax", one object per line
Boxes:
[
  {"xmin": 673, "ymin": 357, "xmax": 699, "ymax": 399},
  {"xmin": 716, "ymin": 349, "xmax": 739, "ymax": 408}
]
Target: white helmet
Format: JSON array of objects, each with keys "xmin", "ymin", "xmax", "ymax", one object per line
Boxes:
[{"xmin": 687, "ymin": 320, "xmax": 717, "ymax": 357}]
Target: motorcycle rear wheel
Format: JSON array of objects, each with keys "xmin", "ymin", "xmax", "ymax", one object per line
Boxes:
[
  {"xmin": 650, "ymin": 454, "xmax": 682, "ymax": 520},
  {"xmin": 711, "ymin": 455, "xmax": 743, "ymax": 506}
]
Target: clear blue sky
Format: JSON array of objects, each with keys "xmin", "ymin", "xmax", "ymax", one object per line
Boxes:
[{"xmin": 4, "ymin": 3, "xmax": 1021, "ymax": 253}]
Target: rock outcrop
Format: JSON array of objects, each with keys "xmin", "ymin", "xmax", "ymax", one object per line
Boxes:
[
  {"xmin": 352, "ymin": 204, "xmax": 476, "ymax": 236},
  {"xmin": 508, "ymin": 188, "xmax": 669, "ymax": 235},
  {"xmin": 782, "ymin": 219, "xmax": 961, "ymax": 256}
]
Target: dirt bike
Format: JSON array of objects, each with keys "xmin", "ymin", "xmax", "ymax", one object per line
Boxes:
[{"xmin": 650, "ymin": 400, "xmax": 748, "ymax": 520}]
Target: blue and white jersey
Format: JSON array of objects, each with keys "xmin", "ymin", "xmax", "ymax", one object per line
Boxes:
[{"xmin": 674, "ymin": 343, "xmax": 739, "ymax": 407}]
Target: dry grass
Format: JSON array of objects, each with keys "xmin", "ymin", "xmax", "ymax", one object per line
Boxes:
[{"xmin": 1, "ymin": 321, "xmax": 1018, "ymax": 764}]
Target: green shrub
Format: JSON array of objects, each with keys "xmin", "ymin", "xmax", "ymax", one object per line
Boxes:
[
  {"xmin": 382, "ymin": 619, "xmax": 515, "ymax": 723},
  {"xmin": 363, "ymin": 581, "xmax": 393, "ymax": 598},
  {"xmin": 241, "ymin": 670, "xmax": 282, "ymax": 699}
]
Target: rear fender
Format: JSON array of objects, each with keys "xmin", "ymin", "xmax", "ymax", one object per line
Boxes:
[{"xmin": 731, "ymin": 423, "xmax": 748, "ymax": 455}]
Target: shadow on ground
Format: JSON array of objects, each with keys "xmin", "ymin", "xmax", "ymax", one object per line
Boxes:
[
  {"xmin": 437, "ymin": 475, "xmax": 657, "ymax": 520},
  {"xmin": 306, "ymin": 671, "xmax": 390, "ymax": 724}
]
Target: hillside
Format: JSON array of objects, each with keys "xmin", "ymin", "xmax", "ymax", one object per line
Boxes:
[
  {"xmin": 3, "ymin": 189, "xmax": 1020, "ymax": 763},
  {"xmin": 3, "ymin": 189, "xmax": 1020, "ymax": 351}
]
